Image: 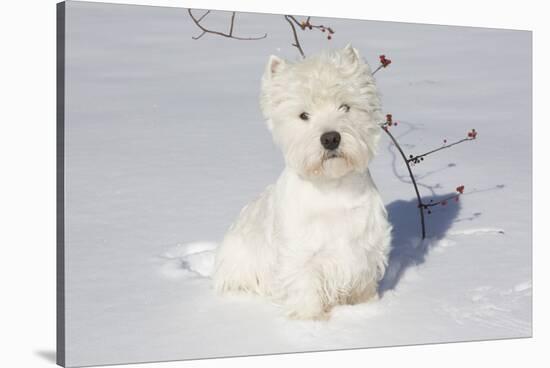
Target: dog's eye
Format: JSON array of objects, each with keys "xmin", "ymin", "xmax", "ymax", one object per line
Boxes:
[
  {"xmin": 299, "ymin": 112, "xmax": 309, "ymax": 121},
  {"xmin": 339, "ymin": 104, "xmax": 350, "ymax": 112}
]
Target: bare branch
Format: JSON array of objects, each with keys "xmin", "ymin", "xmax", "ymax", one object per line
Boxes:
[
  {"xmin": 372, "ymin": 65, "xmax": 384, "ymax": 75},
  {"xmin": 283, "ymin": 15, "xmax": 335, "ymax": 57},
  {"xmin": 288, "ymin": 15, "xmax": 333, "ymax": 34},
  {"xmin": 192, "ymin": 31, "xmax": 207, "ymax": 40},
  {"xmin": 284, "ymin": 15, "xmax": 305, "ymax": 58},
  {"xmin": 188, "ymin": 9, "xmax": 267, "ymax": 41},
  {"xmin": 286, "ymin": 15, "xmax": 303, "ymax": 28},
  {"xmin": 197, "ymin": 10, "xmax": 210, "ymax": 23},
  {"xmin": 381, "ymin": 124, "xmax": 427, "ymax": 238},
  {"xmin": 229, "ymin": 12, "xmax": 235, "ymax": 36},
  {"xmin": 423, "ymin": 193, "xmax": 461, "ymax": 208},
  {"xmin": 381, "ymin": 117, "xmax": 476, "ymax": 238},
  {"xmin": 407, "ymin": 137, "xmax": 475, "ymax": 164},
  {"xmin": 188, "ymin": 11, "xmax": 333, "ymax": 58}
]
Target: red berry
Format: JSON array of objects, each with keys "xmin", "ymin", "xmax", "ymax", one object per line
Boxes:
[
  {"xmin": 456, "ymin": 185, "xmax": 465, "ymax": 194},
  {"xmin": 379, "ymin": 55, "xmax": 392, "ymax": 67}
]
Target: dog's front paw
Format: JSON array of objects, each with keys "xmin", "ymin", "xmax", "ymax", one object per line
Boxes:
[
  {"xmin": 286, "ymin": 306, "xmax": 330, "ymax": 321},
  {"xmin": 346, "ymin": 283, "xmax": 379, "ymax": 305},
  {"xmin": 283, "ymin": 298, "xmax": 330, "ymax": 321},
  {"xmin": 286, "ymin": 308, "xmax": 330, "ymax": 321}
]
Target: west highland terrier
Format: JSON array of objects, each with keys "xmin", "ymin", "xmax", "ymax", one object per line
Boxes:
[{"xmin": 213, "ymin": 45, "xmax": 392, "ymax": 320}]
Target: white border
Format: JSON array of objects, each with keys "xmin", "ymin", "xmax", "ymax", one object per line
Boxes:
[
  {"xmin": 1, "ymin": 1, "xmax": 547, "ymax": 367},
  {"xmin": 62, "ymin": 0, "xmax": 536, "ymax": 30}
]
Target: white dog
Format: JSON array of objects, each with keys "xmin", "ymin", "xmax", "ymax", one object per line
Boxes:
[{"xmin": 213, "ymin": 45, "xmax": 392, "ymax": 320}]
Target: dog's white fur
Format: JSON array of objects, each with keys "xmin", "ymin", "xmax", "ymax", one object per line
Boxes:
[{"xmin": 213, "ymin": 45, "xmax": 392, "ymax": 320}]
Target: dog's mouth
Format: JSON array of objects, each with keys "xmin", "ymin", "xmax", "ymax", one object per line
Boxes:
[{"xmin": 325, "ymin": 151, "xmax": 342, "ymax": 160}]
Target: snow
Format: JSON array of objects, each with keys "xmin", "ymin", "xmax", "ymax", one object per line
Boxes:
[{"xmin": 63, "ymin": 1, "xmax": 532, "ymax": 366}]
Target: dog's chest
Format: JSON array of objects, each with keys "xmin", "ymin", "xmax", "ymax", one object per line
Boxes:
[
  {"xmin": 275, "ymin": 173, "xmax": 371, "ymax": 247},
  {"xmin": 285, "ymin": 196, "xmax": 367, "ymax": 241}
]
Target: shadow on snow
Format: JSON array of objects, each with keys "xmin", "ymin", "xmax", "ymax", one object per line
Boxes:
[{"xmin": 378, "ymin": 193, "xmax": 461, "ymax": 294}]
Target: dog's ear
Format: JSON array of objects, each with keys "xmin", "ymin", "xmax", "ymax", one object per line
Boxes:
[
  {"xmin": 260, "ymin": 55, "xmax": 286, "ymax": 124},
  {"xmin": 264, "ymin": 55, "xmax": 286, "ymax": 79},
  {"xmin": 342, "ymin": 43, "xmax": 361, "ymax": 64}
]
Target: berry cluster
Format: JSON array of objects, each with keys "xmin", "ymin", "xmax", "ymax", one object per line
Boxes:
[
  {"xmin": 409, "ymin": 154, "xmax": 424, "ymax": 165},
  {"xmin": 373, "ymin": 54, "xmax": 393, "ymax": 75},
  {"xmin": 382, "ymin": 114, "xmax": 399, "ymax": 131},
  {"xmin": 299, "ymin": 19, "xmax": 335, "ymax": 40},
  {"xmin": 468, "ymin": 129, "xmax": 478, "ymax": 139},
  {"xmin": 385, "ymin": 114, "xmax": 398, "ymax": 126},
  {"xmin": 379, "ymin": 55, "xmax": 392, "ymax": 68},
  {"xmin": 419, "ymin": 185, "xmax": 464, "ymax": 214}
]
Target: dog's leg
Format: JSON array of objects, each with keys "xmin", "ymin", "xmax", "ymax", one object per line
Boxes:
[
  {"xmin": 212, "ymin": 236, "xmax": 270, "ymax": 296},
  {"xmin": 213, "ymin": 187, "xmax": 275, "ymax": 296},
  {"xmin": 346, "ymin": 281, "xmax": 379, "ymax": 305},
  {"xmin": 276, "ymin": 260, "xmax": 329, "ymax": 320}
]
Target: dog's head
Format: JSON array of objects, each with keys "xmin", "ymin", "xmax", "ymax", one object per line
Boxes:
[{"xmin": 260, "ymin": 45, "xmax": 383, "ymax": 180}]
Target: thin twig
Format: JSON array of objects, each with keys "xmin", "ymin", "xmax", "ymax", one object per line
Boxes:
[
  {"xmin": 407, "ymin": 137, "xmax": 474, "ymax": 164},
  {"xmin": 192, "ymin": 31, "xmax": 207, "ymax": 40},
  {"xmin": 283, "ymin": 15, "xmax": 334, "ymax": 57},
  {"xmin": 423, "ymin": 193, "xmax": 461, "ymax": 208},
  {"xmin": 188, "ymin": 9, "xmax": 267, "ymax": 41},
  {"xmin": 286, "ymin": 15, "xmax": 303, "ymax": 28},
  {"xmin": 288, "ymin": 15, "xmax": 333, "ymax": 33},
  {"xmin": 372, "ymin": 64, "xmax": 384, "ymax": 75},
  {"xmin": 381, "ymin": 125, "xmax": 427, "ymax": 239},
  {"xmin": 229, "ymin": 12, "xmax": 235, "ymax": 36},
  {"xmin": 284, "ymin": 15, "xmax": 305, "ymax": 58},
  {"xmin": 197, "ymin": 10, "xmax": 210, "ymax": 22}
]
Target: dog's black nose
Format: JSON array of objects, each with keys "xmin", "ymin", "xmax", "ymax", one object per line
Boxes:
[{"xmin": 320, "ymin": 131, "xmax": 341, "ymax": 150}]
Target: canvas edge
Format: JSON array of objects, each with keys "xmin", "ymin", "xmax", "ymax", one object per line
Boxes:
[{"xmin": 56, "ymin": 1, "xmax": 66, "ymax": 367}]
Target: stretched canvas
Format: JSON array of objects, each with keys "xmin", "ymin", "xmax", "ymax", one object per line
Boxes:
[{"xmin": 57, "ymin": 1, "xmax": 532, "ymax": 366}]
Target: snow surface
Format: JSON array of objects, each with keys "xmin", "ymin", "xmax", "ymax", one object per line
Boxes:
[{"xmin": 63, "ymin": 1, "xmax": 532, "ymax": 366}]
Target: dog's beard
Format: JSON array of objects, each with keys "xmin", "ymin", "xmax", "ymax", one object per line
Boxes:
[
  {"xmin": 299, "ymin": 148, "xmax": 365, "ymax": 180},
  {"xmin": 321, "ymin": 154, "xmax": 353, "ymax": 179}
]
